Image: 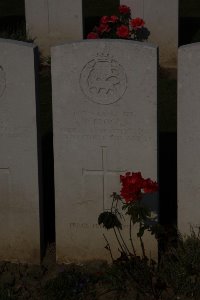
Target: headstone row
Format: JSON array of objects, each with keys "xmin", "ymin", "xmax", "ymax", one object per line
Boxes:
[
  {"xmin": 25, "ymin": 0, "xmax": 178, "ymax": 67},
  {"xmin": 0, "ymin": 36, "xmax": 199, "ymax": 264},
  {"xmin": 0, "ymin": 38, "xmax": 158, "ymax": 263},
  {"xmin": 121, "ymin": 0, "xmax": 178, "ymax": 67}
]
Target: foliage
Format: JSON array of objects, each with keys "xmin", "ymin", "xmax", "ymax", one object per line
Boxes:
[
  {"xmin": 94, "ymin": 228, "xmax": 200, "ymax": 300},
  {"xmin": 2, "ymin": 231, "xmax": 200, "ymax": 299},
  {"xmin": 43, "ymin": 266, "xmax": 96, "ymax": 300},
  {"xmin": 159, "ymin": 228, "xmax": 200, "ymax": 299},
  {"xmin": 40, "ymin": 56, "xmax": 51, "ymax": 68},
  {"xmin": 98, "ymin": 172, "xmax": 158, "ymax": 260},
  {"xmin": 0, "ymin": 287, "xmax": 16, "ymax": 300},
  {"xmin": 102, "ymin": 256, "xmax": 166, "ymax": 300},
  {"xmin": 98, "ymin": 211, "xmax": 122, "ymax": 230},
  {"xmin": 87, "ymin": 4, "xmax": 150, "ymax": 41},
  {"xmin": 0, "ymin": 19, "xmax": 34, "ymax": 43}
]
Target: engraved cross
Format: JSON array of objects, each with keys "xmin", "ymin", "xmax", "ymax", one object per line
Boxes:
[{"xmin": 82, "ymin": 147, "xmax": 126, "ymax": 210}]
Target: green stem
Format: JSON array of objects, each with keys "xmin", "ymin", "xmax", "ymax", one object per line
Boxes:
[
  {"xmin": 117, "ymin": 228, "xmax": 130, "ymax": 256},
  {"xmin": 129, "ymin": 218, "xmax": 136, "ymax": 256},
  {"xmin": 111, "ymin": 193, "xmax": 115, "ymax": 213},
  {"xmin": 103, "ymin": 234, "xmax": 114, "ymax": 262},
  {"xmin": 139, "ymin": 222, "xmax": 146, "ymax": 259},
  {"xmin": 113, "ymin": 227, "xmax": 126, "ymax": 254}
]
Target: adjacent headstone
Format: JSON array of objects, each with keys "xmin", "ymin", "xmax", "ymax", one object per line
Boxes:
[
  {"xmin": 178, "ymin": 43, "xmax": 200, "ymax": 234},
  {"xmin": 25, "ymin": 0, "xmax": 178, "ymax": 67},
  {"xmin": 0, "ymin": 39, "xmax": 43, "ymax": 263},
  {"xmin": 121, "ymin": 0, "xmax": 179, "ymax": 67},
  {"xmin": 25, "ymin": 0, "xmax": 83, "ymax": 55},
  {"xmin": 52, "ymin": 40, "xmax": 158, "ymax": 263}
]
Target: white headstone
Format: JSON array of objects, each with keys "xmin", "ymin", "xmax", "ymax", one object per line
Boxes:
[
  {"xmin": 25, "ymin": 0, "xmax": 177, "ymax": 67},
  {"xmin": 121, "ymin": 0, "xmax": 179, "ymax": 68},
  {"xmin": 52, "ymin": 40, "xmax": 158, "ymax": 263},
  {"xmin": 25, "ymin": 0, "xmax": 83, "ymax": 55},
  {"xmin": 178, "ymin": 43, "xmax": 200, "ymax": 234},
  {"xmin": 0, "ymin": 39, "xmax": 42, "ymax": 264}
]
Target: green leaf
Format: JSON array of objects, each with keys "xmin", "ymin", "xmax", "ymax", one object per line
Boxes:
[
  {"xmin": 131, "ymin": 211, "xmax": 139, "ymax": 225},
  {"xmin": 98, "ymin": 212, "xmax": 122, "ymax": 230},
  {"xmin": 136, "ymin": 205, "xmax": 151, "ymax": 222},
  {"xmin": 137, "ymin": 226, "xmax": 145, "ymax": 237},
  {"xmin": 122, "ymin": 203, "xmax": 129, "ymax": 210},
  {"xmin": 125, "ymin": 205, "xmax": 139, "ymax": 224}
]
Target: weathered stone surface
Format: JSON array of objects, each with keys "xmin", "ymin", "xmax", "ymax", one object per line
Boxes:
[
  {"xmin": 52, "ymin": 40, "xmax": 158, "ymax": 263},
  {"xmin": 121, "ymin": 0, "xmax": 179, "ymax": 67},
  {"xmin": 25, "ymin": 0, "xmax": 83, "ymax": 55},
  {"xmin": 25, "ymin": 0, "xmax": 178, "ymax": 67},
  {"xmin": 0, "ymin": 39, "xmax": 42, "ymax": 263},
  {"xmin": 178, "ymin": 43, "xmax": 200, "ymax": 234}
]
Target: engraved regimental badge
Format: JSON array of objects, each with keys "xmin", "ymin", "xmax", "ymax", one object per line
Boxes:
[
  {"xmin": 80, "ymin": 47, "xmax": 127, "ymax": 105},
  {"xmin": 0, "ymin": 66, "xmax": 6, "ymax": 98}
]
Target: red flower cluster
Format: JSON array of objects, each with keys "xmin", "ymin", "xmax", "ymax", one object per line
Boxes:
[
  {"xmin": 97, "ymin": 23, "xmax": 111, "ymax": 34},
  {"xmin": 87, "ymin": 4, "xmax": 149, "ymax": 41},
  {"xmin": 87, "ymin": 32, "xmax": 99, "ymax": 39},
  {"xmin": 118, "ymin": 4, "xmax": 131, "ymax": 15},
  {"xmin": 116, "ymin": 25, "xmax": 129, "ymax": 38},
  {"xmin": 120, "ymin": 172, "xmax": 158, "ymax": 203},
  {"xmin": 131, "ymin": 18, "xmax": 145, "ymax": 29},
  {"xmin": 100, "ymin": 15, "xmax": 119, "ymax": 24}
]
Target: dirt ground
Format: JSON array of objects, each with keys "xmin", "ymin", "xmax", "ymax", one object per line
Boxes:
[{"xmin": 0, "ymin": 244, "xmax": 156, "ymax": 300}]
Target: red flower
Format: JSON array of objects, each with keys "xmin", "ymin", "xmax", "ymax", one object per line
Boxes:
[
  {"xmin": 131, "ymin": 18, "xmax": 145, "ymax": 29},
  {"xmin": 120, "ymin": 172, "xmax": 144, "ymax": 188},
  {"xmin": 121, "ymin": 189, "xmax": 141, "ymax": 203},
  {"xmin": 119, "ymin": 5, "xmax": 131, "ymax": 15},
  {"xmin": 109, "ymin": 15, "xmax": 119, "ymax": 23},
  {"xmin": 87, "ymin": 32, "xmax": 99, "ymax": 39},
  {"xmin": 97, "ymin": 23, "xmax": 111, "ymax": 34},
  {"xmin": 120, "ymin": 172, "xmax": 158, "ymax": 203},
  {"xmin": 116, "ymin": 25, "xmax": 129, "ymax": 38},
  {"xmin": 120, "ymin": 172, "xmax": 144, "ymax": 203},
  {"xmin": 142, "ymin": 178, "xmax": 158, "ymax": 193},
  {"xmin": 100, "ymin": 16, "xmax": 110, "ymax": 24}
]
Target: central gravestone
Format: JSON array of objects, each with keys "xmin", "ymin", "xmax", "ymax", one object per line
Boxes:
[{"xmin": 52, "ymin": 40, "xmax": 158, "ymax": 263}]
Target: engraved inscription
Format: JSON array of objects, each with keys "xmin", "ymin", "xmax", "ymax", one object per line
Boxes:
[
  {"xmin": 62, "ymin": 110, "xmax": 151, "ymax": 144},
  {"xmin": 82, "ymin": 146, "xmax": 126, "ymax": 210},
  {"xmin": 68, "ymin": 223, "xmax": 129, "ymax": 230},
  {"xmin": 0, "ymin": 66, "xmax": 6, "ymax": 98},
  {"xmin": 69, "ymin": 223, "xmax": 103, "ymax": 229},
  {"xmin": 0, "ymin": 119, "xmax": 30, "ymax": 137},
  {"xmin": 80, "ymin": 51, "xmax": 127, "ymax": 105}
]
